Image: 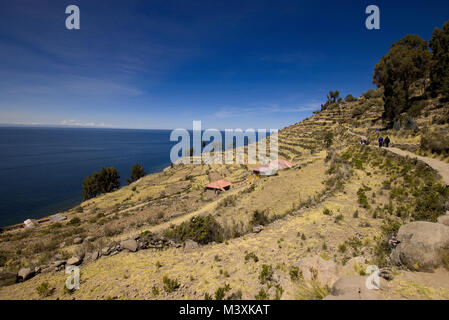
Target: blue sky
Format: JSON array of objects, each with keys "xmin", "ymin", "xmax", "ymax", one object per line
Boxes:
[{"xmin": 0, "ymin": 1, "xmax": 448, "ymax": 130}]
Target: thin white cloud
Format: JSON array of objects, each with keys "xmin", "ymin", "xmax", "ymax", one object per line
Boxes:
[{"xmin": 60, "ymin": 120, "xmax": 106, "ymax": 127}]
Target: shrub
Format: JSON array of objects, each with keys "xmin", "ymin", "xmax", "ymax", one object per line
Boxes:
[
  {"xmin": 245, "ymin": 252, "xmax": 259, "ymax": 263},
  {"xmin": 251, "ymin": 209, "xmax": 270, "ymax": 226},
  {"xmin": 214, "ymin": 284, "xmax": 231, "ymax": 300},
  {"xmin": 69, "ymin": 217, "xmax": 81, "ymax": 226},
  {"xmin": 164, "ymin": 215, "xmax": 224, "ymax": 244},
  {"xmin": 289, "ymin": 266, "xmax": 300, "ymax": 281},
  {"xmin": 36, "ymin": 282, "xmax": 53, "ymax": 297},
  {"xmin": 259, "ymin": 264, "xmax": 273, "ymax": 284},
  {"xmin": 345, "ymin": 94, "xmax": 357, "ymax": 102},
  {"xmin": 162, "ymin": 276, "xmax": 180, "ymax": 293},
  {"xmin": 82, "ymin": 167, "xmax": 120, "ymax": 200},
  {"xmin": 295, "ymin": 278, "xmax": 330, "ymax": 300},
  {"xmin": 127, "ymin": 164, "xmax": 146, "ymax": 184},
  {"xmin": 255, "ymin": 288, "xmax": 269, "ymax": 300},
  {"xmin": 322, "ymin": 208, "xmax": 332, "ymax": 216}
]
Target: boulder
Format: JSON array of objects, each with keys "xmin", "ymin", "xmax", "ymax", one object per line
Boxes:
[
  {"xmin": 101, "ymin": 247, "xmax": 111, "ymax": 256},
  {"xmin": 328, "ymin": 275, "xmax": 381, "ymax": 300},
  {"xmin": 18, "ymin": 267, "xmax": 35, "ymax": 281},
  {"xmin": 120, "ymin": 239, "xmax": 138, "ymax": 252},
  {"xmin": 252, "ymin": 225, "xmax": 264, "ymax": 233},
  {"xmin": 0, "ymin": 270, "xmax": 17, "ymax": 287},
  {"xmin": 73, "ymin": 237, "xmax": 83, "ymax": 245},
  {"xmin": 437, "ymin": 215, "xmax": 449, "ymax": 227},
  {"xmin": 52, "ymin": 260, "xmax": 66, "ymax": 268},
  {"xmin": 391, "ymin": 221, "xmax": 449, "ymax": 271},
  {"xmin": 90, "ymin": 250, "xmax": 99, "ymax": 261},
  {"xmin": 341, "ymin": 256, "xmax": 367, "ymax": 275},
  {"xmin": 184, "ymin": 239, "xmax": 199, "ymax": 250},
  {"xmin": 85, "ymin": 236, "xmax": 95, "ymax": 242},
  {"xmin": 66, "ymin": 256, "xmax": 83, "ymax": 266},
  {"xmin": 293, "ymin": 255, "xmax": 339, "ymax": 288}
]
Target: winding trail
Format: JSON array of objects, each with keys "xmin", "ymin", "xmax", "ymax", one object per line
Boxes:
[{"xmin": 347, "ymin": 129, "xmax": 449, "ymax": 186}]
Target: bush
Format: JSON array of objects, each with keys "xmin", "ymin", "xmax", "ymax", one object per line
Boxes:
[
  {"xmin": 345, "ymin": 94, "xmax": 357, "ymax": 102},
  {"xmin": 162, "ymin": 276, "xmax": 180, "ymax": 293},
  {"xmin": 82, "ymin": 167, "xmax": 120, "ymax": 201},
  {"xmin": 127, "ymin": 164, "xmax": 146, "ymax": 184},
  {"xmin": 214, "ymin": 284, "xmax": 231, "ymax": 300},
  {"xmin": 259, "ymin": 264, "xmax": 273, "ymax": 284},
  {"xmin": 255, "ymin": 288, "xmax": 269, "ymax": 300},
  {"xmin": 69, "ymin": 217, "xmax": 81, "ymax": 226},
  {"xmin": 420, "ymin": 129, "xmax": 449, "ymax": 155},
  {"xmin": 164, "ymin": 215, "xmax": 224, "ymax": 244},
  {"xmin": 245, "ymin": 252, "xmax": 259, "ymax": 263},
  {"xmin": 36, "ymin": 282, "xmax": 53, "ymax": 297},
  {"xmin": 251, "ymin": 209, "xmax": 270, "ymax": 226}
]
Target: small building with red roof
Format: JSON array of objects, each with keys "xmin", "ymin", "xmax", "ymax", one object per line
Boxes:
[{"xmin": 206, "ymin": 179, "xmax": 232, "ymax": 192}]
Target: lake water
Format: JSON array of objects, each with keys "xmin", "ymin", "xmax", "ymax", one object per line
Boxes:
[
  {"xmin": 0, "ymin": 127, "xmax": 176, "ymax": 227},
  {"xmin": 0, "ymin": 126, "xmax": 267, "ymax": 227}
]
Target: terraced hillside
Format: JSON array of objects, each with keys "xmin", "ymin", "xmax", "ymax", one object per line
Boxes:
[{"xmin": 1, "ymin": 88, "xmax": 449, "ymax": 300}]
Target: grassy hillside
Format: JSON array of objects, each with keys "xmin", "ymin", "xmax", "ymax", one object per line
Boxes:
[{"xmin": 1, "ymin": 87, "xmax": 449, "ymax": 300}]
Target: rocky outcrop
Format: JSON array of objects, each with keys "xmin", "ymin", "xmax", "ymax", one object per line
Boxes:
[
  {"xmin": 252, "ymin": 225, "xmax": 264, "ymax": 233},
  {"xmin": 18, "ymin": 267, "xmax": 35, "ymax": 281},
  {"xmin": 0, "ymin": 269, "xmax": 17, "ymax": 287},
  {"xmin": 184, "ymin": 239, "xmax": 199, "ymax": 250},
  {"xmin": 324, "ymin": 275, "xmax": 381, "ymax": 300},
  {"xmin": 73, "ymin": 237, "xmax": 83, "ymax": 244},
  {"xmin": 293, "ymin": 255, "xmax": 339, "ymax": 288},
  {"xmin": 120, "ymin": 239, "xmax": 138, "ymax": 252},
  {"xmin": 437, "ymin": 215, "xmax": 449, "ymax": 227},
  {"xmin": 391, "ymin": 221, "xmax": 449, "ymax": 271}
]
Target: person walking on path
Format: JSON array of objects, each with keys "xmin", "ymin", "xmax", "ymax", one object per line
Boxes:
[
  {"xmin": 384, "ymin": 136, "xmax": 390, "ymax": 148},
  {"xmin": 378, "ymin": 136, "xmax": 384, "ymax": 148}
]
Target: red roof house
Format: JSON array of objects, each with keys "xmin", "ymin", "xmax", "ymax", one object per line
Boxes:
[{"xmin": 206, "ymin": 179, "xmax": 232, "ymax": 192}]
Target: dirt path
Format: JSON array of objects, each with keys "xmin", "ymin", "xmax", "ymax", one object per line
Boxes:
[{"xmin": 347, "ymin": 129, "xmax": 449, "ymax": 185}]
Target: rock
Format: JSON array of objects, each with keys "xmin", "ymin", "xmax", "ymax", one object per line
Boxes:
[
  {"xmin": 120, "ymin": 239, "xmax": 138, "ymax": 252},
  {"xmin": 391, "ymin": 221, "xmax": 449, "ymax": 271},
  {"xmin": 67, "ymin": 256, "xmax": 83, "ymax": 266},
  {"xmin": 378, "ymin": 268, "xmax": 394, "ymax": 281},
  {"xmin": 90, "ymin": 250, "xmax": 99, "ymax": 261},
  {"xmin": 293, "ymin": 255, "xmax": 339, "ymax": 288},
  {"xmin": 52, "ymin": 260, "xmax": 66, "ymax": 268},
  {"xmin": 0, "ymin": 270, "xmax": 17, "ymax": 287},
  {"xmin": 59, "ymin": 242, "xmax": 66, "ymax": 248},
  {"xmin": 101, "ymin": 247, "xmax": 111, "ymax": 256},
  {"xmin": 73, "ymin": 237, "xmax": 83, "ymax": 245},
  {"xmin": 18, "ymin": 267, "xmax": 35, "ymax": 281},
  {"xmin": 184, "ymin": 239, "xmax": 199, "ymax": 250},
  {"xmin": 252, "ymin": 225, "xmax": 264, "ymax": 233},
  {"xmin": 85, "ymin": 236, "xmax": 95, "ymax": 242},
  {"xmin": 341, "ymin": 256, "xmax": 367, "ymax": 275},
  {"xmin": 437, "ymin": 215, "xmax": 449, "ymax": 227},
  {"xmin": 329, "ymin": 275, "xmax": 381, "ymax": 300}
]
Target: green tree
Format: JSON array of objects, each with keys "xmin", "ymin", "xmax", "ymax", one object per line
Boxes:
[
  {"xmin": 82, "ymin": 172, "xmax": 100, "ymax": 200},
  {"xmin": 321, "ymin": 90, "xmax": 340, "ymax": 111},
  {"xmin": 430, "ymin": 21, "xmax": 449, "ymax": 100},
  {"xmin": 82, "ymin": 167, "xmax": 120, "ymax": 201},
  {"xmin": 373, "ymin": 34, "xmax": 431, "ymax": 126},
  {"xmin": 98, "ymin": 167, "xmax": 120, "ymax": 193},
  {"xmin": 127, "ymin": 164, "xmax": 146, "ymax": 184},
  {"xmin": 344, "ymin": 94, "xmax": 357, "ymax": 102}
]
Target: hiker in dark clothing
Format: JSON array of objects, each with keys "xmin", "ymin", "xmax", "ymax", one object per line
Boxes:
[
  {"xmin": 384, "ymin": 136, "xmax": 390, "ymax": 148},
  {"xmin": 378, "ymin": 136, "xmax": 384, "ymax": 148}
]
